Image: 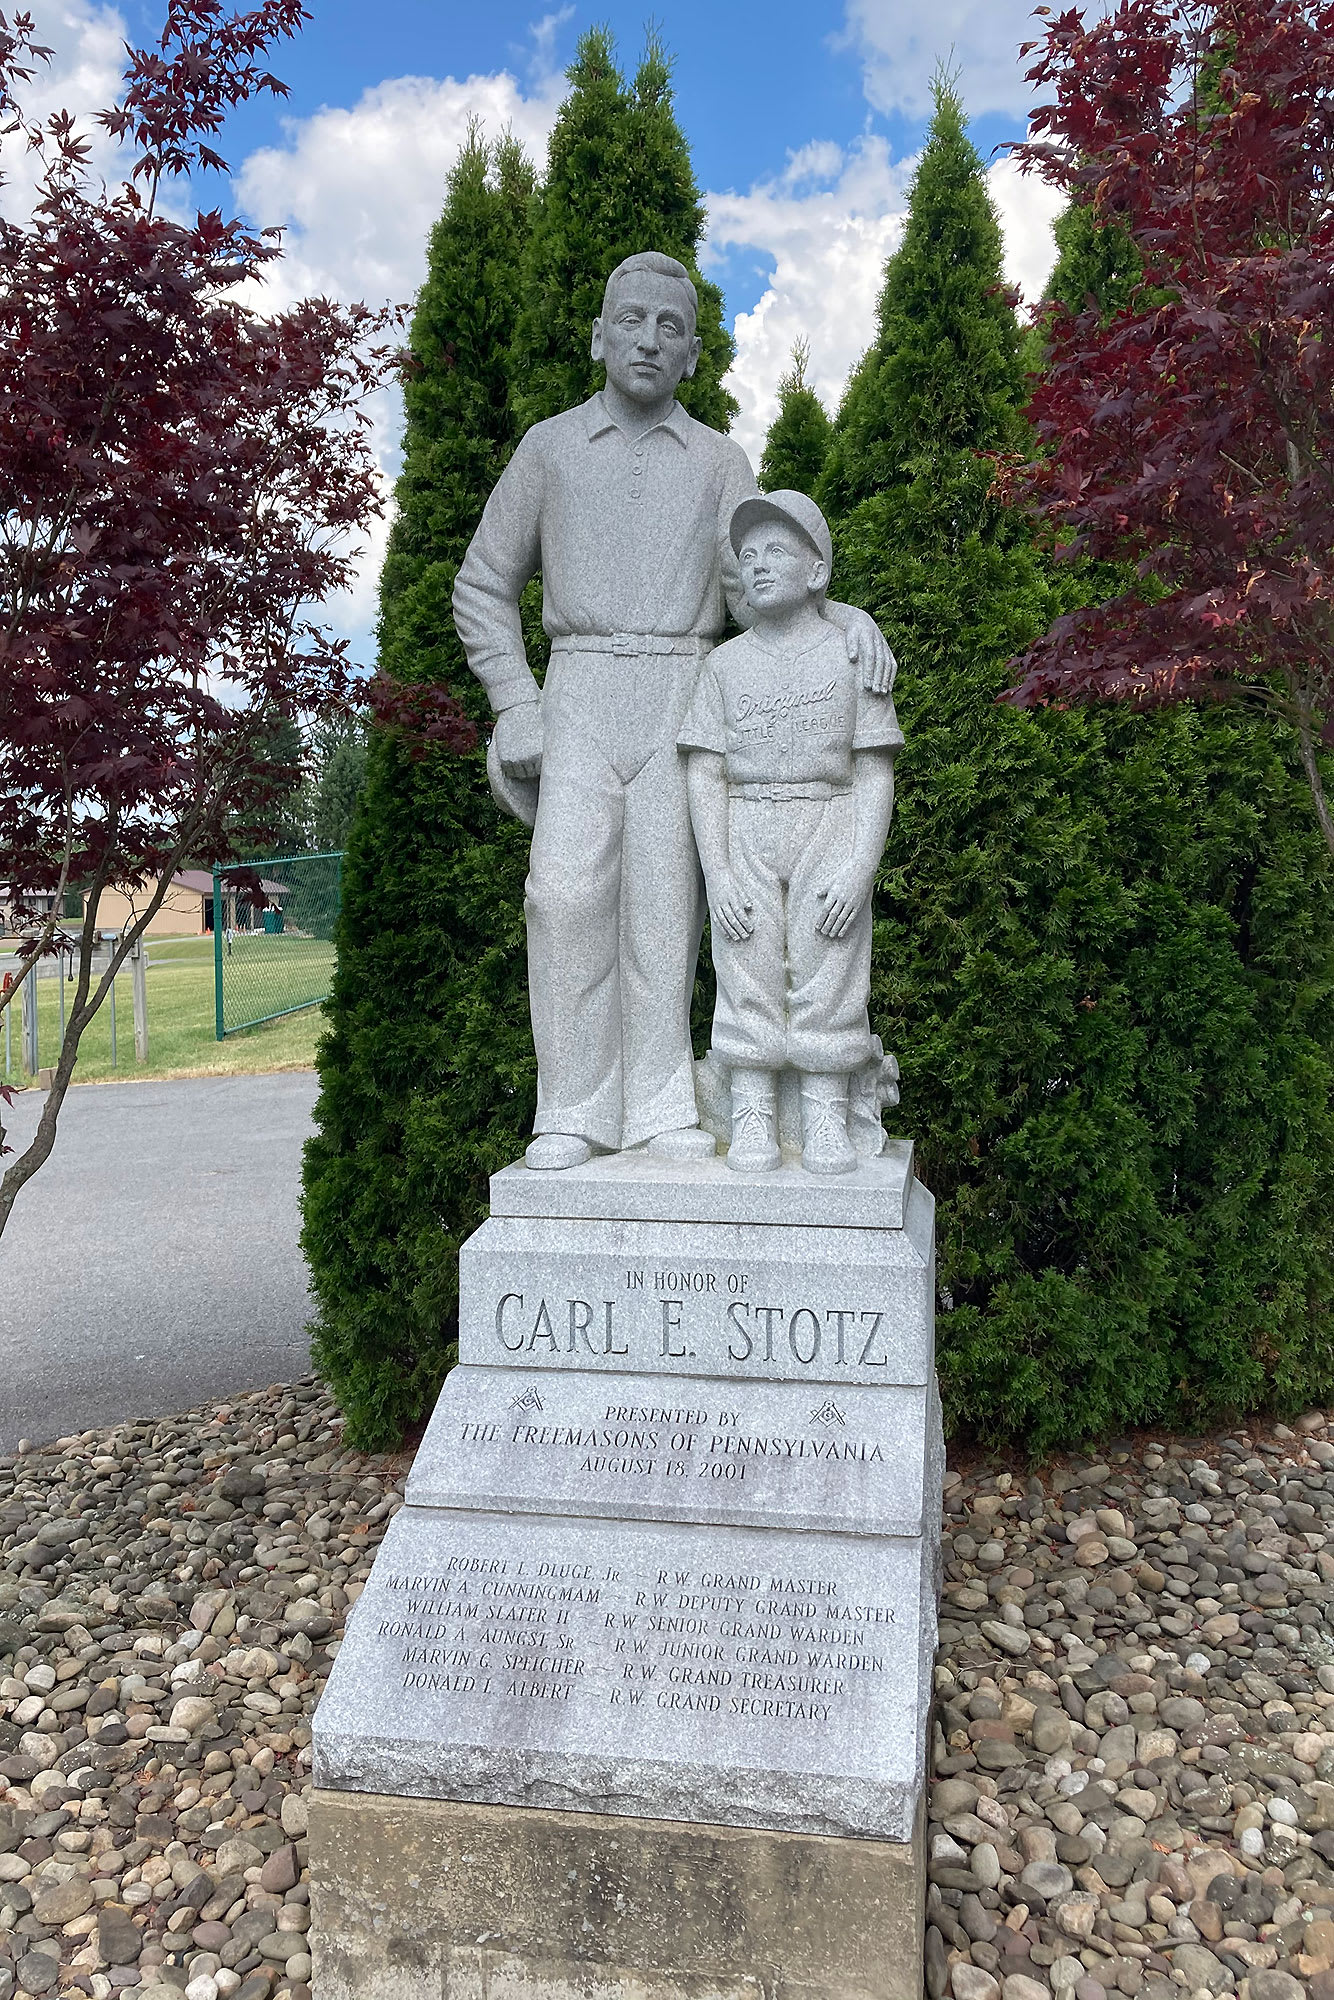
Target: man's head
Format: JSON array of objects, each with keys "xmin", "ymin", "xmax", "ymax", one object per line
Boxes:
[
  {"xmin": 591, "ymin": 252, "xmax": 702, "ymax": 405},
  {"xmin": 730, "ymin": 491, "xmax": 832, "ymax": 619}
]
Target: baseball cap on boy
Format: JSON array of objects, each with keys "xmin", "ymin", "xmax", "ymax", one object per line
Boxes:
[{"xmin": 729, "ymin": 489, "xmax": 833, "ymax": 573}]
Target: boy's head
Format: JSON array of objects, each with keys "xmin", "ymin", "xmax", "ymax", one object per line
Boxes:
[{"xmin": 730, "ymin": 491, "xmax": 831, "ymax": 620}]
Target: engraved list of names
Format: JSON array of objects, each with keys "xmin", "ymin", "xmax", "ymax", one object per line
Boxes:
[{"xmin": 320, "ymin": 1508, "xmax": 923, "ymax": 1812}]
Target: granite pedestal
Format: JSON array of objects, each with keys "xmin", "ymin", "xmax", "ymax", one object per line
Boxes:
[{"xmin": 311, "ymin": 1149, "xmax": 941, "ymax": 1997}]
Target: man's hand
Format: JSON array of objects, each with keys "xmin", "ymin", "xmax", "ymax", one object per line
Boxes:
[
  {"xmin": 495, "ymin": 701, "xmax": 543, "ymax": 781},
  {"xmin": 708, "ymin": 871, "xmax": 754, "ymax": 943},
  {"xmin": 826, "ymin": 600, "xmax": 897, "ymax": 695},
  {"xmin": 815, "ymin": 862, "xmax": 874, "ymax": 939}
]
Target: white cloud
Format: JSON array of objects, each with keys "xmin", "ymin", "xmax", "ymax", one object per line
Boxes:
[
  {"xmin": 527, "ymin": 7, "xmax": 575, "ymax": 80},
  {"xmin": 988, "ymin": 154, "xmax": 1066, "ymax": 309},
  {"xmin": 839, "ymin": 0, "xmax": 1044, "ymax": 122},
  {"xmin": 708, "ymin": 142, "xmax": 1062, "ymax": 464},
  {"xmin": 230, "ymin": 63, "xmax": 563, "ymax": 657},
  {"xmin": 234, "ymin": 69, "xmax": 561, "ymax": 316},
  {"xmin": 25, "ymin": 0, "xmax": 125, "ymax": 123},
  {"xmin": 705, "ymin": 138, "xmax": 912, "ymax": 465},
  {"xmin": 0, "ymin": 0, "xmax": 128, "ymax": 213}
]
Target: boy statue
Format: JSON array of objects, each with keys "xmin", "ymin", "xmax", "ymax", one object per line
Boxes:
[{"xmin": 678, "ymin": 491, "xmax": 902, "ymax": 1175}]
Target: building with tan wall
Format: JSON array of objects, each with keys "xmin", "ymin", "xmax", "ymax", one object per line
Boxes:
[
  {"xmin": 82, "ymin": 871, "xmax": 214, "ymax": 937},
  {"xmin": 4, "ymin": 869, "xmax": 291, "ymax": 939}
]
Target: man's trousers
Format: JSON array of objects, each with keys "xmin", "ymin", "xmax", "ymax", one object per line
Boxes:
[{"xmin": 525, "ymin": 645, "xmax": 705, "ymax": 1150}]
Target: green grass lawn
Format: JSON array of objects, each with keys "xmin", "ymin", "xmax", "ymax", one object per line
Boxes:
[
  {"xmin": 216, "ymin": 931, "xmax": 336, "ymax": 1034},
  {"xmin": 2, "ymin": 932, "xmax": 331, "ymax": 1087}
]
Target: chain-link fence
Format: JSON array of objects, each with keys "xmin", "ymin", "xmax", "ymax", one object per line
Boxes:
[{"xmin": 214, "ymin": 851, "xmax": 342, "ymax": 1037}]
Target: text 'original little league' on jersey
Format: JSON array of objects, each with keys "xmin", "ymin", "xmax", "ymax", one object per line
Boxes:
[{"xmin": 680, "ymin": 626, "xmax": 903, "ymax": 790}]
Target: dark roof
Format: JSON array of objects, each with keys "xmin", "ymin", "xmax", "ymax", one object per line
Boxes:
[{"xmin": 173, "ymin": 870, "xmax": 290, "ymax": 897}]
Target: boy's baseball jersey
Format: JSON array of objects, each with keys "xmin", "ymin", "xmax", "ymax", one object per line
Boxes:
[
  {"xmin": 679, "ymin": 622, "xmax": 900, "ymax": 1074},
  {"xmin": 678, "ymin": 625, "xmax": 901, "ymax": 786}
]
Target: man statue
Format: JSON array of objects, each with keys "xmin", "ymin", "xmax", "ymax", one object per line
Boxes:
[{"xmin": 453, "ymin": 250, "xmax": 893, "ymax": 1171}]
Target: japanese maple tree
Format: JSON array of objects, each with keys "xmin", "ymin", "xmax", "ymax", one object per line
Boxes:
[
  {"xmin": 0, "ymin": 0, "xmax": 398, "ymax": 1233},
  {"xmin": 1003, "ymin": 0, "xmax": 1334, "ymax": 855}
]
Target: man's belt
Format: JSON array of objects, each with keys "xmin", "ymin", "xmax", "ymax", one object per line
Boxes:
[
  {"xmin": 550, "ymin": 632, "xmax": 710, "ymax": 657},
  {"xmin": 731, "ymin": 781, "xmax": 852, "ymax": 801}
]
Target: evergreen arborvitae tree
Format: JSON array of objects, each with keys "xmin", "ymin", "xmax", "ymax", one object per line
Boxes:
[
  {"xmin": 509, "ymin": 28, "xmax": 736, "ymax": 434},
  {"xmin": 819, "ymin": 87, "xmax": 1029, "ymax": 519},
  {"xmin": 1044, "ymin": 201, "xmax": 1141, "ymax": 322},
  {"xmin": 311, "ymin": 728, "xmax": 367, "ymax": 853},
  {"xmin": 758, "ymin": 339, "xmax": 831, "ymax": 493},
  {"xmin": 301, "ymin": 129, "xmax": 538, "ymax": 1445},
  {"xmin": 825, "ymin": 81, "xmax": 1334, "ymax": 1448}
]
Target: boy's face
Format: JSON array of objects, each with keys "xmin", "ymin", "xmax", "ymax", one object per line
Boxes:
[{"xmin": 738, "ymin": 518, "xmax": 827, "ymax": 618}]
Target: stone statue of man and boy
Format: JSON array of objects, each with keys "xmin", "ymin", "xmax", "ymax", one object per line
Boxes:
[{"xmin": 454, "ymin": 250, "xmax": 901, "ymax": 1179}]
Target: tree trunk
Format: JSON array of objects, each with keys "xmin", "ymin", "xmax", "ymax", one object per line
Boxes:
[
  {"xmin": 1297, "ymin": 703, "xmax": 1334, "ymax": 862},
  {"xmin": 0, "ymin": 862, "xmax": 180, "ymax": 1239}
]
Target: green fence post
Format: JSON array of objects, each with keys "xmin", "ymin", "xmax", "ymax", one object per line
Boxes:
[{"xmin": 214, "ymin": 865, "xmax": 225, "ymax": 1040}]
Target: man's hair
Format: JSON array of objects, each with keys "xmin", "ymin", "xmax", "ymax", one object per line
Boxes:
[{"xmin": 600, "ymin": 251, "xmax": 698, "ymax": 333}]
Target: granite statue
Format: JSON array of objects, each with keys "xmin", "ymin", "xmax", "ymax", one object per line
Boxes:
[
  {"xmin": 311, "ymin": 266, "xmax": 939, "ymax": 2000},
  {"xmin": 679, "ymin": 491, "xmax": 901, "ymax": 1175},
  {"xmin": 453, "ymin": 250, "xmax": 895, "ymax": 1171}
]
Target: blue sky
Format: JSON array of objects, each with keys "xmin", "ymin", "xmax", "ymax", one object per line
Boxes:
[
  {"xmin": 20, "ymin": 0, "xmax": 1065, "ymax": 646},
  {"xmin": 105, "ymin": 0, "xmax": 1037, "ymax": 220}
]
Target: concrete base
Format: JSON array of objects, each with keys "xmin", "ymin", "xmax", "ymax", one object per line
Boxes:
[{"xmin": 309, "ymin": 1788, "xmax": 924, "ymax": 2000}]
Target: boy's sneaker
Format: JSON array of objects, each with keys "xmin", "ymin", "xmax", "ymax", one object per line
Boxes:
[
  {"xmin": 727, "ymin": 1069, "xmax": 780, "ymax": 1172},
  {"xmin": 800, "ymin": 1075, "xmax": 858, "ymax": 1175}
]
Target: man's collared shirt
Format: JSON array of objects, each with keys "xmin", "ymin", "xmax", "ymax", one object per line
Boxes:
[{"xmin": 453, "ymin": 391, "xmax": 756, "ymax": 711}]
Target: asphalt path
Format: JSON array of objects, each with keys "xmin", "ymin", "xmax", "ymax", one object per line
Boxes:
[{"xmin": 0, "ymin": 1071, "xmax": 319, "ymax": 1451}]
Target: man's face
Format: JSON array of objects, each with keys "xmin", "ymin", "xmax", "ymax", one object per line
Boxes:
[
  {"xmin": 591, "ymin": 272, "xmax": 701, "ymax": 404},
  {"xmin": 739, "ymin": 519, "xmax": 827, "ymax": 617}
]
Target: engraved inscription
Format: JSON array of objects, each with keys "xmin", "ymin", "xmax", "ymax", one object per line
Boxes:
[
  {"xmin": 724, "ymin": 1304, "xmax": 887, "ymax": 1367},
  {"xmin": 492, "ymin": 1284, "xmax": 898, "ymax": 1371},
  {"xmin": 496, "ymin": 1294, "xmax": 629, "ymax": 1356},
  {"xmin": 458, "ymin": 1398, "xmax": 887, "ymax": 1487},
  {"xmin": 376, "ymin": 1552, "xmax": 896, "ymax": 1728},
  {"xmin": 372, "ymin": 1557, "xmax": 898, "ymax": 1725}
]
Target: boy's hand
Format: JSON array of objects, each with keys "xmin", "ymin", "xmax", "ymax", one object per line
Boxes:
[
  {"xmin": 708, "ymin": 872, "xmax": 754, "ymax": 943},
  {"xmin": 816, "ymin": 863, "xmax": 874, "ymax": 938}
]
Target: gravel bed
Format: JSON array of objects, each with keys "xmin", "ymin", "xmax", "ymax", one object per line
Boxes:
[
  {"xmin": 3, "ymin": 1382, "xmax": 1334, "ymax": 2000},
  {"xmin": 930, "ymin": 1412, "xmax": 1334, "ymax": 2000},
  {"xmin": 0, "ymin": 1381, "xmax": 407, "ymax": 2000}
]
